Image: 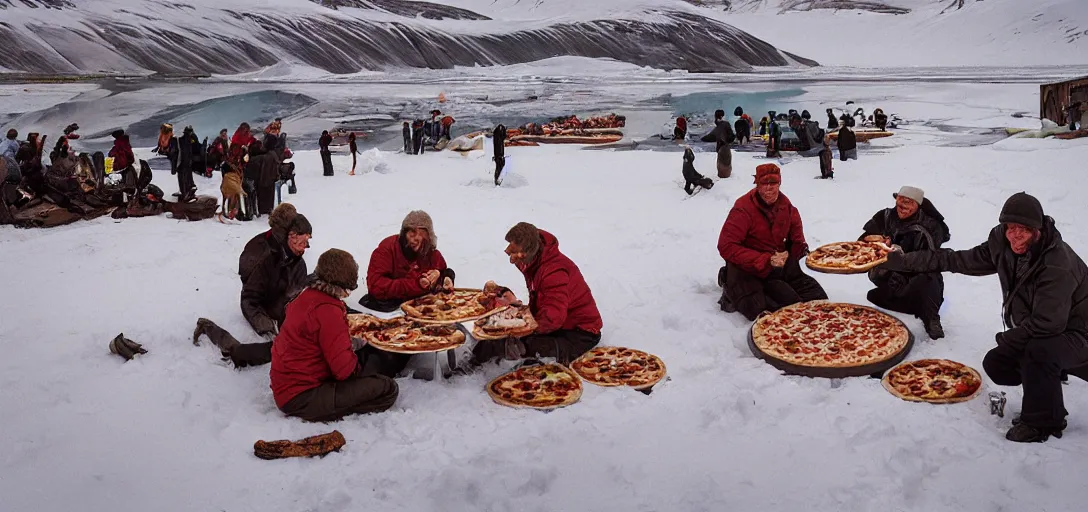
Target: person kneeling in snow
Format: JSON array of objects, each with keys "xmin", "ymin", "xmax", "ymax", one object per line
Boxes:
[
  {"xmin": 473, "ymin": 222, "xmax": 603, "ymax": 365},
  {"xmin": 231, "ymin": 214, "xmax": 313, "ymax": 367},
  {"xmin": 717, "ymin": 164, "xmax": 827, "ymax": 320},
  {"xmin": 359, "ymin": 210, "xmax": 456, "ymax": 313},
  {"xmin": 681, "ymin": 147, "xmax": 713, "ymax": 195},
  {"xmin": 860, "ymin": 186, "xmax": 950, "ymax": 340},
  {"xmin": 882, "ymin": 192, "xmax": 1088, "ymax": 443},
  {"xmin": 272, "ymin": 249, "xmax": 399, "ymax": 422}
]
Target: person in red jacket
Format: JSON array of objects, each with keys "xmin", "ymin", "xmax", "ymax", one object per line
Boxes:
[
  {"xmin": 359, "ymin": 210, "xmax": 456, "ymax": 312},
  {"xmin": 272, "ymin": 248, "xmax": 398, "ymax": 422},
  {"xmin": 717, "ymin": 163, "xmax": 827, "ymax": 320},
  {"xmin": 473, "ymin": 222, "xmax": 603, "ymax": 364}
]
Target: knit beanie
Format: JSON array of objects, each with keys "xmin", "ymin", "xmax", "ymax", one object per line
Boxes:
[
  {"xmin": 999, "ymin": 192, "xmax": 1044, "ymax": 230},
  {"xmin": 401, "ymin": 210, "xmax": 437, "ymax": 248},
  {"xmin": 268, "ymin": 202, "xmax": 297, "ymax": 232},
  {"xmin": 894, "ymin": 186, "xmax": 924, "ymax": 205},
  {"xmin": 315, "ymin": 249, "xmax": 359, "ymax": 291}
]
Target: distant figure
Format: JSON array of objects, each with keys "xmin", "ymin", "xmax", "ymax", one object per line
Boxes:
[
  {"xmin": 826, "ymin": 108, "xmax": 839, "ymax": 130},
  {"xmin": 734, "ymin": 107, "xmax": 751, "ymax": 145},
  {"xmin": 758, "ymin": 116, "xmax": 769, "ymax": 136},
  {"xmin": 673, "ymin": 116, "xmax": 687, "ymax": 140},
  {"xmin": 874, "ymin": 108, "xmax": 889, "ymax": 131},
  {"xmin": 840, "ymin": 113, "xmax": 856, "ymax": 128},
  {"xmin": 348, "ymin": 133, "xmax": 358, "ymax": 176},
  {"xmin": 493, "ymin": 124, "xmax": 507, "ymax": 186},
  {"xmin": 681, "ymin": 147, "xmax": 713, "ymax": 195},
  {"xmin": 837, "ymin": 126, "xmax": 858, "ymax": 161},
  {"xmin": 411, "ymin": 120, "xmax": 425, "ymax": 155},
  {"xmin": 801, "ymin": 110, "xmax": 811, "ymax": 121},
  {"xmin": 818, "ymin": 139, "xmax": 834, "ymax": 179},
  {"xmin": 319, "ymin": 130, "xmax": 333, "ymax": 176}
]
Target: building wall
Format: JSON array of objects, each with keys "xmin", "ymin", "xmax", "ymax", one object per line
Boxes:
[{"xmin": 1041, "ymin": 77, "xmax": 1088, "ymax": 126}]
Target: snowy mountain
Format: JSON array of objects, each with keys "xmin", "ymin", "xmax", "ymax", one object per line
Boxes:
[{"xmin": 0, "ymin": 0, "xmax": 812, "ymax": 76}]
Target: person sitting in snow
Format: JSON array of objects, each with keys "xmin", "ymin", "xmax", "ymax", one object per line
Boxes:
[
  {"xmin": 717, "ymin": 164, "xmax": 827, "ymax": 320},
  {"xmin": 860, "ymin": 186, "xmax": 950, "ymax": 340},
  {"xmin": 229, "ymin": 214, "xmax": 313, "ymax": 367},
  {"xmin": 239, "ymin": 202, "xmax": 298, "ymax": 284},
  {"xmin": 472, "ymin": 222, "xmax": 603, "ymax": 365},
  {"xmin": 359, "ymin": 210, "xmax": 455, "ymax": 313},
  {"xmin": 882, "ymin": 192, "xmax": 1088, "ymax": 443},
  {"xmin": 681, "ymin": 147, "xmax": 713, "ymax": 195},
  {"xmin": 271, "ymin": 248, "xmax": 399, "ymax": 422}
]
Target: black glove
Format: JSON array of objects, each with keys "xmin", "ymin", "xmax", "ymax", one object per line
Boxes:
[{"xmin": 883, "ymin": 249, "xmax": 906, "ymax": 271}]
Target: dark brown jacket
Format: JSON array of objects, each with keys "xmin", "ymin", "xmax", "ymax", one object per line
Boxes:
[
  {"xmin": 886, "ymin": 218, "xmax": 1088, "ymax": 349},
  {"xmin": 240, "ymin": 235, "xmax": 308, "ymax": 335}
]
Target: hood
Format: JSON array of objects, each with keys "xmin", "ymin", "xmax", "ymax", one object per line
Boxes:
[{"xmin": 523, "ymin": 230, "xmax": 560, "ymax": 274}]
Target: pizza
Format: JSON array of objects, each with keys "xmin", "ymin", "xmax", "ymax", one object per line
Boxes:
[
  {"xmin": 486, "ymin": 363, "xmax": 583, "ymax": 410},
  {"xmin": 751, "ymin": 301, "xmax": 910, "ymax": 369},
  {"xmin": 472, "ymin": 306, "xmax": 538, "ymax": 340},
  {"xmin": 346, "ymin": 314, "xmax": 466, "ymax": 353},
  {"xmin": 570, "ymin": 346, "xmax": 667, "ymax": 390},
  {"xmin": 401, "ymin": 288, "xmax": 507, "ymax": 324},
  {"xmin": 882, "ymin": 359, "xmax": 983, "ymax": 403},
  {"xmin": 806, "ymin": 241, "xmax": 892, "ymax": 274}
]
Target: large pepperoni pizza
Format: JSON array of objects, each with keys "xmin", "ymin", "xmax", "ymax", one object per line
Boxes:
[
  {"xmin": 401, "ymin": 288, "xmax": 507, "ymax": 324},
  {"xmin": 346, "ymin": 314, "xmax": 466, "ymax": 353},
  {"xmin": 750, "ymin": 301, "xmax": 912, "ymax": 377},
  {"xmin": 486, "ymin": 363, "xmax": 583, "ymax": 410},
  {"xmin": 805, "ymin": 241, "xmax": 892, "ymax": 274}
]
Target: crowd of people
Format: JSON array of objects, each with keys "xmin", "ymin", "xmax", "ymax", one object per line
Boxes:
[
  {"xmin": 196, "ymin": 205, "xmax": 603, "ymax": 422},
  {"xmin": 714, "ymin": 162, "xmax": 1088, "ymax": 443}
]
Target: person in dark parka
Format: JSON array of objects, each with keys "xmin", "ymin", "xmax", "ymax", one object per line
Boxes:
[
  {"xmin": 882, "ymin": 192, "xmax": 1088, "ymax": 443},
  {"xmin": 681, "ymin": 147, "xmax": 713, "ymax": 195},
  {"xmin": 837, "ymin": 125, "xmax": 858, "ymax": 161},
  {"xmin": 319, "ymin": 130, "xmax": 333, "ymax": 176},
  {"xmin": 701, "ymin": 111, "xmax": 735, "ymax": 178},
  {"xmin": 402, "ymin": 122, "xmax": 412, "ymax": 154},
  {"xmin": 411, "ymin": 120, "xmax": 426, "ymax": 155},
  {"xmin": 826, "ymin": 108, "xmax": 839, "ymax": 130},
  {"xmin": 493, "ymin": 124, "xmax": 507, "ymax": 185},
  {"xmin": 230, "ymin": 214, "xmax": 313, "ymax": 367},
  {"xmin": 861, "ymin": 186, "xmax": 950, "ymax": 339},
  {"xmin": 239, "ymin": 202, "xmax": 298, "ymax": 284}
]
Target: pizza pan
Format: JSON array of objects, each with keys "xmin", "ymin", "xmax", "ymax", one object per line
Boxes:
[
  {"xmin": 367, "ymin": 336, "xmax": 466, "ymax": 355},
  {"xmin": 747, "ymin": 315, "xmax": 915, "ymax": 379}
]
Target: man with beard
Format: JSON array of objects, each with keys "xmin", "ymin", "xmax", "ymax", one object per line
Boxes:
[
  {"xmin": 228, "ymin": 214, "xmax": 313, "ymax": 367},
  {"xmin": 717, "ymin": 163, "xmax": 827, "ymax": 320},
  {"xmin": 360, "ymin": 210, "xmax": 456, "ymax": 313},
  {"xmin": 883, "ymin": 192, "xmax": 1088, "ymax": 442},
  {"xmin": 472, "ymin": 222, "xmax": 603, "ymax": 365},
  {"xmin": 860, "ymin": 186, "xmax": 950, "ymax": 339}
]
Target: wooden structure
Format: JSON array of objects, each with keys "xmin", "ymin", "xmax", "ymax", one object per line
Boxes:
[{"xmin": 1040, "ymin": 76, "xmax": 1088, "ymax": 126}]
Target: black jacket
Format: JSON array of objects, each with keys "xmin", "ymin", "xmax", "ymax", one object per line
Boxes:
[
  {"xmin": 837, "ymin": 127, "xmax": 857, "ymax": 152},
  {"xmin": 240, "ymin": 234, "xmax": 308, "ymax": 335},
  {"xmin": 861, "ymin": 199, "xmax": 950, "ymax": 253},
  {"xmin": 827, "ymin": 113, "xmax": 839, "ymax": 130},
  {"xmin": 701, "ymin": 120, "xmax": 735, "ymax": 151},
  {"xmin": 886, "ymin": 218, "xmax": 1088, "ymax": 349},
  {"xmin": 493, "ymin": 124, "xmax": 506, "ymax": 158},
  {"xmin": 681, "ymin": 149, "xmax": 704, "ymax": 182}
]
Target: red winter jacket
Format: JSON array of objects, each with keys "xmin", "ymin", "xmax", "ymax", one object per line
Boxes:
[
  {"xmin": 108, "ymin": 135, "xmax": 134, "ymax": 171},
  {"xmin": 522, "ymin": 231, "xmax": 603, "ymax": 335},
  {"xmin": 366, "ymin": 235, "xmax": 449, "ymax": 301},
  {"xmin": 270, "ymin": 287, "xmax": 358, "ymax": 408},
  {"xmin": 717, "ymin": 188, "xmax": 809, "ymax": 278}
]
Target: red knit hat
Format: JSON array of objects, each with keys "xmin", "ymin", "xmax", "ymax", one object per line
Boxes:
[{"xmin": 754, "ymin": 163, "xmax": 781, "ymax": 185}]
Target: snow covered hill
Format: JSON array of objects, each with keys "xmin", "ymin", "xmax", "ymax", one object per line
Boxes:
[{"xmin": 0, "ymin": 0, "xmax": 811, "ymax": 76}]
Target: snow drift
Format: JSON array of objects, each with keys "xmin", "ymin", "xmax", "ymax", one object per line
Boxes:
[{"xmin": 0, "ymin": 0, "xmax": 813, "ymax": 76}]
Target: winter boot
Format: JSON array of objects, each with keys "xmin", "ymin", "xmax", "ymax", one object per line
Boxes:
[
  {"xmin": 192, "ymin": 318, "xmax": 241, "ymax": 358},
  {"xmin": 1006, "ymin": 422, "xmax": 1063, "ymax": 443},
  {"xmin": 924, "ymin": 316, "xmax": 945, "ymax": 340},
  {"xmin": 1011, "ymin": 414, "xmax": 1067, "ymax": 431},
  {"xmin": 109, "ymin": 333, "xmax": 147, "ymax": 361},
  {"xmin": 254, "ymin": 431, "xmax": 346, "ymax": 460}
]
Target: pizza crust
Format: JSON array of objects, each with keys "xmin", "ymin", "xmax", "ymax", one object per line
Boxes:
[
  {"xmin": 881, "ymin": 360, "xmax": 983, "ymax": 404},
  {"xmin": 486, "ymin": 363, "xmax": 583, "ymax": 410},
  {"xmin": 401, "ymin": 288, "xmax": 510, "ymax": 324},
  {"xmin": 805, "ymin": 241, "xmax": 891, "ymax": 275}
]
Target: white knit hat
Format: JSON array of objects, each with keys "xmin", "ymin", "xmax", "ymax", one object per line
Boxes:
[{"xmin": 895, "ymin": 186, "xmax": 924, "ymax": 204}]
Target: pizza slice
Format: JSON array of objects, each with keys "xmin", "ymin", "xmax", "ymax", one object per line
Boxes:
[{"xmin": 472, "ymin": 306, "xmax": 538, "ymax": 340}]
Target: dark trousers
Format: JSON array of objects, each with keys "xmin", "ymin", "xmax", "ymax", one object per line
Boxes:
[
  {"xmin": 685, "ymin": 176, "xmax": 712, "ymax": 195},
  {"xmin": 721, "ymin": 259, "xmax": 828, "ymax": 321},
  {"xmin": 866, "ymin": 270, "xmax": 943, "ymax": 321},
  {"xmin": 230, "ymin": 341, "xmax": 273, "ymax": 367},
  {"xmin": 257, "ymin": 183, "xmax": 275, "ymax": 215},
  {"xmin": 403, "ymin": 134, "xmax": 412, "ymax": 153},
  {"xmin": 473, "ymin": 329, "xmax": 601, "ymax": 365},
  {"xmin": 358, "ymin": 294, "xmax": 403, "ymax": 313},
  {"xmin": 356, "ymin": 345, "xmax": 412, "ymax": 378},
  {"xmin": 494, "ymin": 156, "xmax": 505, "ymax": 185},
  {"xmin": 320, "ymin": 149, "xmax": 333, "ymax": 176},
  {"xmin": 280, "ymin": 373, "xmax": 398, "ymax": 422},
  {"xmin": 176, "ymin": 166, "xmax": 194, "ymax": 197},
  {"xmin": 983, "ymin": 333, "xmax": 1088, "ymax": 428}
]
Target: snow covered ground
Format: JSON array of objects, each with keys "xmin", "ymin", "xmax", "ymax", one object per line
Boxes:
[{"xmin": 2, "ymin": 81, "xmax": 1088, "ymax": 511}]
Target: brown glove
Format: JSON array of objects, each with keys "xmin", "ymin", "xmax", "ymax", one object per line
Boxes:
[{"xmin": 253, "ymin": 430, "xmax": 346, "ymax": 460}]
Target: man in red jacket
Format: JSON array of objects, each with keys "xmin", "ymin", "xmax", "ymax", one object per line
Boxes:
[
  {"xmin": 473, "ymin": 222, "xmax": 603, "ymax": 364},
  {"xmin": 359, "ymin": 210, "xmax": 456, "ymax": 312},
  {"xmin": 272, "ymin": 249, "xmax": 398, "ymax": 422},
  {"xmin": 717, "ymin": 163, "xmax": 827, "ymax": 320}
]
